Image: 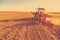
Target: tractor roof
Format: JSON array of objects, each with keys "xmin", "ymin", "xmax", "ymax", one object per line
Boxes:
[{"xmin": 38, "ymin": 8, "xmax": 45, "ymax": 10}]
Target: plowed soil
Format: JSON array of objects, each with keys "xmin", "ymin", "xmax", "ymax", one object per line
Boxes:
[{"xmin": 0, "ymin": 12, "xmax": 60, "ymax": 40}]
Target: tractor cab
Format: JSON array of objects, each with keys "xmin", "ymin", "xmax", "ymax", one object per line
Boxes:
[
  {"xmin": 34, "ymin": 8, "xmax": 45, "ymax": 22},
  {"xmin": 37, "ymin": 8, "xmax": 45, "ymax": 14}
]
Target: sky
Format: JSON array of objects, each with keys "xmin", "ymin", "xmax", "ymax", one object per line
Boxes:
[{"xmin": 0, "ymin": 0, "xmax": 60, "ymax": 12}]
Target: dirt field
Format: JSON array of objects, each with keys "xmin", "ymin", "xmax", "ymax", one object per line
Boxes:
[{"xmin": 0, "ymin": 11, "xmax": 60, "ymax": 40}]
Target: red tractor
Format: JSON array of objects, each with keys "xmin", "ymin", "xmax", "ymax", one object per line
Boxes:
[{"xmin": 34, "ymin": 8, "xmax": 53, "ymax": 26}]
